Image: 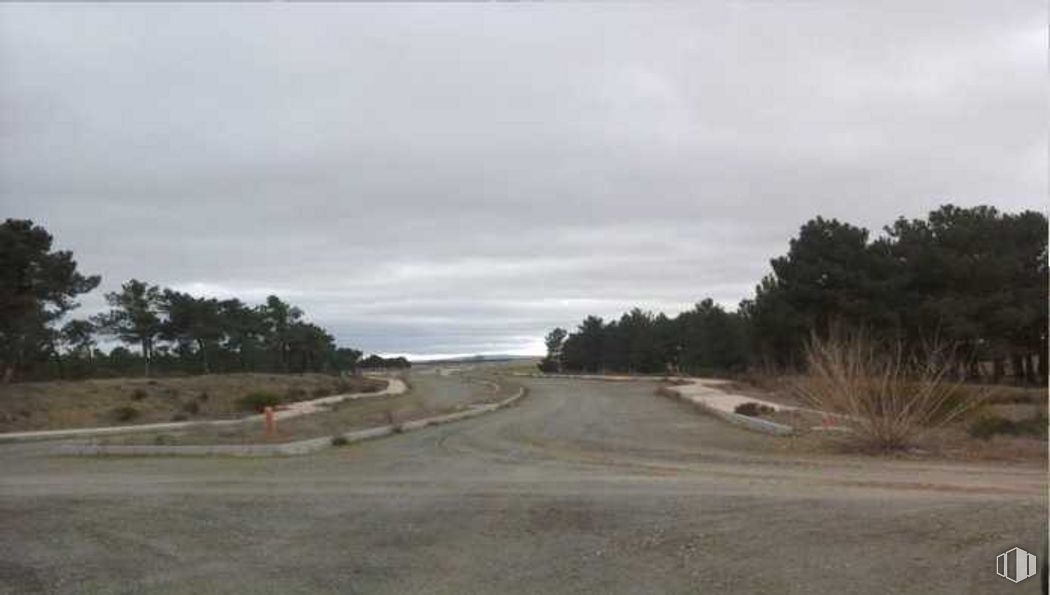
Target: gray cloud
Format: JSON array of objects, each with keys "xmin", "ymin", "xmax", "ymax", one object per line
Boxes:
[{"xmin": 1, "ymin": 3, "xmax": 1045, "ymax": 356}]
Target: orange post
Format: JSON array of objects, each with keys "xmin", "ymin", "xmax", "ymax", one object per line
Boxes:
[{"xmin": 264, "ymin": 406, "xmax": 275, "ymax": 435}]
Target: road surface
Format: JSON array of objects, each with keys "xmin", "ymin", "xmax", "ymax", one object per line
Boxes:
[{"xmin": 0, "ymin": 377, "xmax": 1045, "ymax": 594}]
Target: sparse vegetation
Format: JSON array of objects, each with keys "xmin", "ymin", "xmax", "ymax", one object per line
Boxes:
[
  {"xmin": 130, "ymin": 388, "xmax": 148, "ymax": 401},
  {"xmin": 112, "ymin": 405, "xmax": 140, "ymax": 422},
  {"xmin": 330, "ymin": 435, "xmax": 349, "ymax": 446},
  {"xmin": 792, "ymin": 330, "xmax": 986, "ymax": 451},
  {"xmin": 285, "ymin": 387, "xmax": 308, "ymax": 402},
  {"xmin": 968, "ymin": 413, "xmax": 1048, "ymax": 440},
  {"xmin": 0, "ymin": 373, "xmax": 387, "ymax": 433}
]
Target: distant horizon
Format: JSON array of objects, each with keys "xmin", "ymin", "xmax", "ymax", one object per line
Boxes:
[{"xmin": 380, "ymin": 351, "xmax": 542, "ymax": 363}]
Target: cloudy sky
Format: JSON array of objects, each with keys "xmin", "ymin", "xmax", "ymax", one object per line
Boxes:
[{"xmin": 1, "ymin": 3, "xmax": 1045, "ymax": 358}]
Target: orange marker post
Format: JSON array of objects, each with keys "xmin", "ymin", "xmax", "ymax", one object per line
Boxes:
[{"xmin": 264, "ymin": 406, "xmax": 275, "ymax": 436}]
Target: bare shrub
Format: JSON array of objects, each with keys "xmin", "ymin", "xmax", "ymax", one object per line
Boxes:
[{"xmin": 793, "ymin": 329, "xmax": 988, "ymax": 451}]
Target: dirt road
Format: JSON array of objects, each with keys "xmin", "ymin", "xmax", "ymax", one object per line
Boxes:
[{"xmin": 0, "ymin": 377, "xmax": 1045, "ymax": 594}]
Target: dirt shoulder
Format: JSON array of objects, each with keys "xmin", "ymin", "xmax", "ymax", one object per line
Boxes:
[
  {"xmin": 97, "ymin": 370, "xmax": 520, "ymax": 446},
  {"xmin": 0, "ymin": 373, "xmax": 385, "ymax": 432},
  {"xmin": 688, "ymin": 377, "xmax": 1048, "ymax": 463}
]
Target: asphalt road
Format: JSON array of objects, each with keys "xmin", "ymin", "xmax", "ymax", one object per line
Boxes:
[{"xmin": 0, "ymin": 377, "xmax": 1045, "ymax": 594}]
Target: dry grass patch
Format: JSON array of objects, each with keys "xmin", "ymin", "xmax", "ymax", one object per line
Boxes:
[
  {"xmin": 100, "ymin": 372, "xmax": 513, "ymax": 446},
  {"xmin": 0, "ymin": 373, "xmax": 386, "ymax": 432},
  {"xmin": 792, "ymin": 330, "xmax": 989, "ymax": 452}
]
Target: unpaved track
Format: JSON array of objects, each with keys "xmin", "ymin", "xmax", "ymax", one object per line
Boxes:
[{"xmin": 0, "ymin": 378, "xmax": 1044, "ymax": 594}]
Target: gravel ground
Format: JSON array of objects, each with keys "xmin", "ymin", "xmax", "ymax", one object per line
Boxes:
[{"xmin": 0, "ymin": 377, "xmax": 1045, "ymax": 594}]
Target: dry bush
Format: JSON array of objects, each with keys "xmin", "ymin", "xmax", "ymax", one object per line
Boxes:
[{"xmin": 793, "ymin": 329, "xmax": 989, "ymax": 451}]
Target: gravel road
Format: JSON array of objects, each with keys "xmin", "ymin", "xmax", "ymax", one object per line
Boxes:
[{"xmin": 0, "ymin": 377, "xmax": 1045, "ymax": 594}]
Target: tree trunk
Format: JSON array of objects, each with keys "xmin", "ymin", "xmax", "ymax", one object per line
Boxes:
[
  {"xmin": 142, "ymin": 339, "xmax": 150, "ymax": 377},
  {"xmin": 197, "ymin": 339, "xmax": 210, "ymax": 374},
  {"xmin": 992, "ymin": 358, "xmax": 1004, "ymax": 384},
  {"xmin": 1012, "ymin": 355, "xmax": 1025, "ymax": 383},
  {"xmin": 1038, "ymin": 341, "xmax": 1048, "ymax": 385},
  {"xmin": 50, "ymin": 341, "xmax": 65, "ymax": 380},
  {"xmin": 967, "ymin": 359, "xmax": 980, "ymax": 382}
]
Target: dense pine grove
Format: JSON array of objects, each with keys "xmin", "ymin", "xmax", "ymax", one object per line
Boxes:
[
  {"xmin": 0, "ymin": 219, "xmax": 406, "ymax": 381},
  {"xmin": 541, "ymin": 205, "xmax": 1048, "ymax": 384}
]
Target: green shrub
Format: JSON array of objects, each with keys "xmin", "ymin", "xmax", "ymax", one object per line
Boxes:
[
  {"xmin": 181, "ymin": 400, "xmax": 200, "ymax": 415},
  {"xmin": 735, "ymin": 402, "xmax": 775, "ymax": 417},
  {"xmin": 112, "ymin": 405, "xmax": 140, "ymax": 422},
  {"xmin": 968, "ymin": 414, "xmax": 1048, "ymax": 440},
  {"xmin": 237, "ymin": 391, "xmax": 283, "ymax": 413},
  {"xmin": 330, "ymin": 435, "xmax": 349, "ymax": 447},
  {"xmin": 130, "ymin": 388, "xmax": 148, "ymax": 401},
  {"xmin": 154, "ymin": 434, "xmax": 176, "ymax": 445}
]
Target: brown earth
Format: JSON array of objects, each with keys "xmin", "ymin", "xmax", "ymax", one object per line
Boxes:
[{"xmin": 0, "ymin": 373, "xmax": 385, "ymax": 432}]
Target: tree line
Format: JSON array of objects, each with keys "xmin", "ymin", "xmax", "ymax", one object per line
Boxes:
[
  {"xmin": 0, "ymin": 219, "xmax": 406, "ymax": 382},
  {"xmin": 541, "ymin": 205, "xmax": 1048, "ymax": 384}
]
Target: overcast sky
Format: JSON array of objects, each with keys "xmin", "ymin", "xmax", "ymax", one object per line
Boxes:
[{"xmin": 1, "ymin": 3, "xmax": 1045, "ymax": 358}]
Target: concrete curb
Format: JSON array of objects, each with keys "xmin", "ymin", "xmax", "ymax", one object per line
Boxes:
[
  {"xmin": 0, "ymin": 377, "xmax": 406, "ymax": 444},
  {"xmin": 658, "ymin": 385, "xmax": 795, "ymax": 437},
  {"xmin": 55, "ymin": 385, "xmax": 528, "ymax": 458}
]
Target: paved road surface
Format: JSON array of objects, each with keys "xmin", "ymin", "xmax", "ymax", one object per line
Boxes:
[{"xmin": 0, "ymin": 377, "xmax": 1045, "ymax": 594}]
